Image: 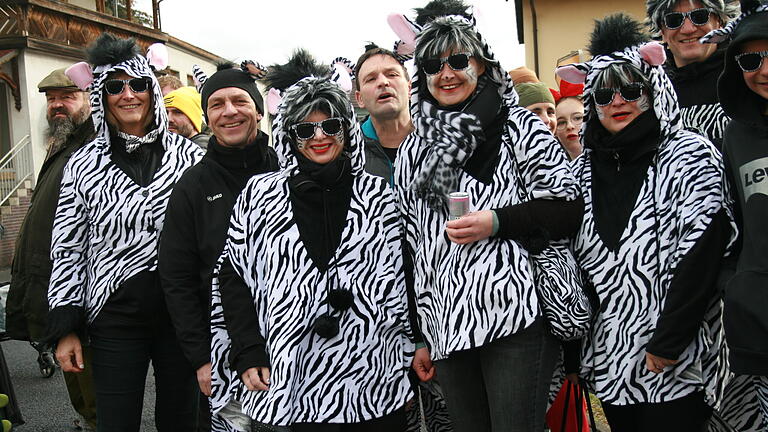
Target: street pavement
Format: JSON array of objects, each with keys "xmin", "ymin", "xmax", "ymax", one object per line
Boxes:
[{"xmin": 3, "ymin": 339, "xmax": 159, "ymax": 431}]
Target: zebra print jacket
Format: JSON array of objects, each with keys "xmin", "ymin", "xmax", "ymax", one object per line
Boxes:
[
  {"xmin": 48, "ymin": 50, "xmax": 203, "ymax": 327},
  {"xmin": 209, "ymin": 76, "xmax": 414, "ymax": 427},
  {"xmin": 395, "ymin": 15, "xmax": 579, "ymax": 362},
  {"xmin": 565, "ymin": 42, "xmax": 738, "ymax": 406}
]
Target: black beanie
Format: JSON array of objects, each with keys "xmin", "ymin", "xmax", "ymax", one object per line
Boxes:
[{"xmin": 201, "ymin": 68, "xmax": 264, "ymax": 119}]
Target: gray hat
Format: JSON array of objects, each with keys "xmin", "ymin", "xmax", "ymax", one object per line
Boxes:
[{"xmin": 37, "ymin": 68, "xmax": 80, "ymax": 93}]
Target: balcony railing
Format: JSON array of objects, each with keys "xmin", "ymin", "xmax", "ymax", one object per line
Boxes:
[{"xmin": 0, "ymin": 135, "xmax": 33, "ymax": 207}]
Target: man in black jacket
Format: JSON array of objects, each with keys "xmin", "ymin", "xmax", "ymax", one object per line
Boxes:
[
  {"xmin": 5, "ymin": 68, "xmax": 96, "ymax": 430},
  {"xmin": 646, "ymin": 0, "xmax": 737, "ymax": 150},
  {"xmin": 158, "ymin": 64, "xmax": 278, "ymax": 431}
]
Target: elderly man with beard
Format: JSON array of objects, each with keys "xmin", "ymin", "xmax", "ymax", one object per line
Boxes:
[{"xmin": 5, "ymin": 68, "xmax": 96, "ymax": 431}]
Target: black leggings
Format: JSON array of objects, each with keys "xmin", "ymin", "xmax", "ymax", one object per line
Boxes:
[
  {"xmin": 289, "ymin": 407, "xmax": 406, "ymax": 432},
  {"xmin": 601, "ymin": 391, "xmax": 712, "ymax": 432},
  {"xmin": 90, "ymin": 321, "xmax": 198, "ymax": 432}
]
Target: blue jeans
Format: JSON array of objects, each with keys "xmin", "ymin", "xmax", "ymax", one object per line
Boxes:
[
  {"xmin": 90, "ymin": 322, "xmax": 198, "ymax": 432},
  {"xmin": 435, "ymin": 318, "xmax": 559, "ymax": 432}
]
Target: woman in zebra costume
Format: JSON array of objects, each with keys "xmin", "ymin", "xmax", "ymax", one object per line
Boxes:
[
  {"xmin": 208, "ymin": 50, "xmax": 418, "ymax": 431},
  {"xmin": 46, "ymin": 34, "xmax": 204, "ymax": 431},
  {"xmin": 392, "ymin": 1, "xmax": 582, "ymax": 431},
  {"xmin": 557, "ymin": 13, "xmax": 737, "ymax": 431}
]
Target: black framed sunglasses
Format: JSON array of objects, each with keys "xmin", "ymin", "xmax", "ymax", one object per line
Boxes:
[
  {"xmin": 592, "ymin": 83, "xmax": 644, "ymax": 106},
  {"xmin": 421, "ymin": 52, "xmax": 472, "ymax": 75},
  {"xmin": 290, "ymin": 117, "xmax": 344, "ymax": 141},
  {"xmin": 662, "ymin": 8, "xmax": 712, "ymax": 29},
  {"xmin": 104, "ymin": 78, "xmax": 151, "ymax": 96},
  {"xmin": 735, "ymin": 50, "xmax": 768, "ymax": 73}
]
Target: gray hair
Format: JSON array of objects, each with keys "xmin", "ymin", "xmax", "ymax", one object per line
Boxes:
[
  {"xmin": 414, "ymin": 16, "xmax": 490, "ymax": 67},
  {"xmin": 281, "ymin": 77, "xmax": 352, "ymax": 140},
  {"xmin": 646, "ymin": 0, "xmax": 740, "ymax": 35}
]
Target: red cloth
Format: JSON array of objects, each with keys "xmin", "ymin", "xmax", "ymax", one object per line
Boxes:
[{"xmin": 546, "ymin": 379, "xmax": 590, "ymax": 432}]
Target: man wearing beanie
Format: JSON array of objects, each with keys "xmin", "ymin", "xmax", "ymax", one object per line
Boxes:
[
  {"xmin": 158, "ymin": 63, "xmax": 278, "ymax": 431},
  {"xmin": 6, "ymin": 67, "xmax": 97, "ymax": 431},
  {"xmin": 164, "ymin": 86, "xmax": 211, "ymax": 148},
  {"xmin": 516, "ymin": 82, "xmax": 557, "ymax": 133}
]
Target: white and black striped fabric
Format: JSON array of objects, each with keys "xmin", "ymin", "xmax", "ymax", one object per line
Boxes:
[
  {"xmin": 680, "ymin": 103, "xmax": 730, "ymax": 146},
  {"xmin": 209, "ymin": 76, "xmax": 413, "ymax": 428},
  {"xmin": 395, "ymin": 14, "xmax": 578, "ymax": 362},
  {"xmin": 569, "ymin": 43, "xmax": 738, "ymax": 406},
  {"xmin": 48, "ymin": 48, "xmax": 203, "ymax": 322}
]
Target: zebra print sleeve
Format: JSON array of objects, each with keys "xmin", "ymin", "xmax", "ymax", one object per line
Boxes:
[
  {"xmin": 667, "ymin": 135, "xmax": 737, "ymax": 266},
  {"xmin": 49, "ymin": 157, "xmax": 89, "ymax": 310},
  {"xmin": 508, "ymin": 108, "xmax": 578, "ymax": 202}
]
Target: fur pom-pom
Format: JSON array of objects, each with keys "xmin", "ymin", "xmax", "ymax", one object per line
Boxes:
[
  {"xmin": 86, "ymin": 33, "xmax": 139, "ymax": 67},
  {"xmin": 313, "ymin": 313, "xmax": 340, "ymax": 339},
  {"xmin": 415, "ymin": 0, "xmax": 472, "ymax": 25},
  {"xmin": 216, "ymin": 61, "xmax": 237, "ymax": 72},
  {"xmin": 328, "ymin": 289, "xmax": 354, "ymax": 310},
  {"xmin": 588, "ymin": 13, "xmax": 650, "ymax": 57},
  {"xmin": 265, "ymin": 49, "xmax": 331, "ymax": 91},
  {"xmin": 364, "ymin": 42, "xmax": 380, "ymax": 51}
]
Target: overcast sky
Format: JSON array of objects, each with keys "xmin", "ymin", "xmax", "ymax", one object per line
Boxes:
[{"xmin": 160, "ymin": 0, "xmax": 525, "ymax": 70}]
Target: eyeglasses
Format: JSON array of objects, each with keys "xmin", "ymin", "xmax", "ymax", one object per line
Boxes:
[
  {"xmin": 592, "ymin": 83, "xmax": 644, "ymax": 106},
  {"xmin": 421, "ymin": 52, "xmax": 472, "ymax": 75},
  {"xmin": 735, "ymin": 50, "xmax": 768, "ymax": 73},
  {"xmin": 662, "ymin": 8, "xmax": 712, "ymax": 30},
  {"xmin": 556, "ymin": 113, "xmax": 584, "ymax": 131},
  {"xmin": 104, "ymin": 78, "xmax": 150, "ymax": 96},
  {"xmin": 290, "ymin": 117, "xmax": 344, "ymax": 141}
]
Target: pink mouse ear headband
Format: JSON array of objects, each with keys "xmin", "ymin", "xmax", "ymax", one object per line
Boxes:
[
  {"xmin": 65, "ymin": 42, "xmax": 170, "ymax": 91},
  {"xmin": 555, "ymin": 42, "xmax": 666, "ymax": 85},
  {"xmin": 266, "ymin": 56, "xmax": 355, "ymax": 116}
]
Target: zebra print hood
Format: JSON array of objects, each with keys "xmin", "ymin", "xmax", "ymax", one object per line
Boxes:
[
  {"xmin": 77, "ymin": 35, "xmax": 170, "ymax": 153},
  {"xmin": 409, "ymin": 14, "xmax": 518, "ymax": 121},
  {"xmin": 557, "ymin": 16, "xmax": 683, "ymax": 145},
  {"xmin": 271, "ymin": 75, "xmax": 366, "ymax": 178}
]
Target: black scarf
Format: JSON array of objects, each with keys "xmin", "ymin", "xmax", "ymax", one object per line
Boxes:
[
  {"xmin": 288, "ymin": 152, "xmax": 353, "ymax": 273},
  {"xmin": 585, "ymin": 110, "xmax": 661, "ymax": 251},
  {"xmin": 206, "ymin": 131, "xmax": 272, "ymax": 189}
]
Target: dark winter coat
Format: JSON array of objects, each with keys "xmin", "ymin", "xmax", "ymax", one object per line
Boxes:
[
  {"xmin": 5, "ymin": 118, "xmax": 94, "ymax": 342},
  {"xmin": 158, "ymin": 131, "xmax": 277, "ymax": 369},
  {"xmin": 717, "ymin": 7, "xmax": 768, "ymax": 376}
]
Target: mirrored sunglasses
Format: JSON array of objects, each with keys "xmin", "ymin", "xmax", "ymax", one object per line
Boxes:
[
  {"xmin": 421, "ymin": 52, "xmax": 472, "ymax": 75},
  {"xmin": 104, "ymin": 78, "xmax": 150, "ymax": 96},
  {"xmin": 662, "ymin": 8, "xmax": 712, "ymax": 29},
  {"xmin": 735, "ymin": 50, "xmax": 768, "ymax": 73},
  {"xmin": 290, "ymin": 117, "xmax": 344, "ymax": 141},
  {"xmin": 592, "ymin": 83, "xmax": 644, "ymax": 106}
]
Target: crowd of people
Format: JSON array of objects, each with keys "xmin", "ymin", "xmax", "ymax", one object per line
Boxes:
[{"xmin": 3, "ymin": 0, "xmax": 768, "ymax": 431}]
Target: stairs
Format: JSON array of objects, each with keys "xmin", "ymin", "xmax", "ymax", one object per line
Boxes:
[{"xmin": 0, "ymin": 179, "xmax": 33, "ymax": 269}]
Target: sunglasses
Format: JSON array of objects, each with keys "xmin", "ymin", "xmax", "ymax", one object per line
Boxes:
[
  {"xmin": 290, "ymin": 117, "xmax": 344, "ymax": 141},
  {"xmin": 104, "ymin": 78, "xmax": 151, "ymax": 96},
  {"xmin": 421, "ymin": 52, "xmax": 472, "ymax": 75},
  {"xmin": 662, "ymin": 8, "xmax": 712, "ymax": 29},
  {"xmin": 592, "ymin": 83, "xmax": 644, "ymax": 106},
  {"xmin": 735, "ymin": 50, "xmax": 768, "ymax": 73}
]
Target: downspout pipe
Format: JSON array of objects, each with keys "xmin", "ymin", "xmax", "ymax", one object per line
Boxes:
[{"xmin": 529, "ymin": 0, "xmax": 540, "ymax": 77}]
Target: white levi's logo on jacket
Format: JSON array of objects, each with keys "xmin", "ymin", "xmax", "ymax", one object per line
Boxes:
[
  {"xmin": 740, "ymin": 157, "xmax": 768, "ymax": 202},
  {"xmin": 207, "ymin": 193, "xmax": 222, "ymax": 202}
]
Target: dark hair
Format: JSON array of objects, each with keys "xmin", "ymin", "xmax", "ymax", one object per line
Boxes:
[{"xmin": 353, "ymin": 46, "xmax": 410, "ymax": 90}]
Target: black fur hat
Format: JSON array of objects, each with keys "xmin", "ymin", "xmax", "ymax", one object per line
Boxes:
[
  {"xmin": 265, "ymin": 49, "xmax": 331, "ymax": 92},
  {"xmin": 414, "ymin": 0, "xmax": 472, "ymax": 26},
  {"xmin": 589, "ymin": 13, "xmax": 651, "ymax": 57},
  {"xmin": 86, "ymin": 33, "xmax": 140, "ymax": 67}
]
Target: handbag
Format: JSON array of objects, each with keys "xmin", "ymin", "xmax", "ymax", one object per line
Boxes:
[
  {"xmin": 546, "ymin": 378, "xmax": 598, "ymax": 432},
  {"xmin": 508, "ymin": 144, "xmax": 592, "ymax": 341}
]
